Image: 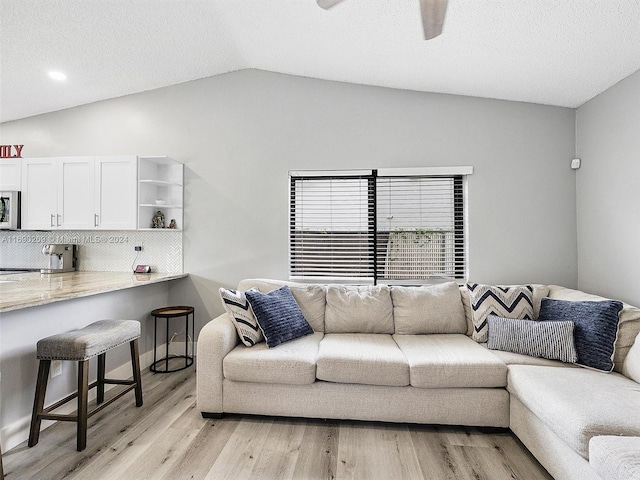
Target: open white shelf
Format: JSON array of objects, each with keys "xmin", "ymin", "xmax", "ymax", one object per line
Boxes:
[{"xmin": 137, "ymin": 156, "xmax": 184, "ymax": 230}]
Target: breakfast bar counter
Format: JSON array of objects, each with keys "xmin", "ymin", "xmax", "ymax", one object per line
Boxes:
[{"xmin": 0, "ymin": 271, "xmax": 188, "ymax": 313}]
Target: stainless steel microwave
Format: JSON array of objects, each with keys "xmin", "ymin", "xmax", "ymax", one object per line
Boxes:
[{"xmin": 0, "ymin": 191, "xmax": 20, "ymax": 229}]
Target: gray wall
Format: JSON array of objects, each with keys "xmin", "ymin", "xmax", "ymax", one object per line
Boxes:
[
  {"xmin": 576, "ymin": 69, "xmax": 640, "ymax": 306},
  {"xmin": 0, "ymin": 69, "xmax": 578, "ymax": 330}
]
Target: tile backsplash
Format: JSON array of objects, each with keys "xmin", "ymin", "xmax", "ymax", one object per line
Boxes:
[{"xmin": 0, "ymin": 230, "xmax": 182, "ymax": 273}]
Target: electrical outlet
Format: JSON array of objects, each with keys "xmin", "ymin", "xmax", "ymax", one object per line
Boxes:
[
  {"xmin": 134, "ymin": 245, "xmax": 142, "ymax": 251},
  {"xmin": 51, "ymin": 360, "xmax": 63, "ymax": 378}
]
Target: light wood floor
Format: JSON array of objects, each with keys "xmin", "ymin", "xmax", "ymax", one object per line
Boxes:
[{"xmin": 3, "ymin": 368, "xmax": 553, "ymax": 480}]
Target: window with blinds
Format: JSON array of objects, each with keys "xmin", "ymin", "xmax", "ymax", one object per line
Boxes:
[{"xmin": 289, "ymin": 167, "xmax": 471, "ymax": 284}]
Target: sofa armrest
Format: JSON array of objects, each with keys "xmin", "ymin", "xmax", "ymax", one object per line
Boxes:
[{"xmin": 196, "ymin": 313, "xmax": 239, "ymax": 415}]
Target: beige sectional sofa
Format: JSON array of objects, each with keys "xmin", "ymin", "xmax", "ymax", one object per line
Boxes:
[{"xmin": 197, "ymin": 279, "xmax": 640, "ymax": 480}]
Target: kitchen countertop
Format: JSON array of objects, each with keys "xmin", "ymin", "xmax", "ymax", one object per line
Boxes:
[{"xmin": 0, "ymin": 271, "xmax": 188, "ymax": 313}]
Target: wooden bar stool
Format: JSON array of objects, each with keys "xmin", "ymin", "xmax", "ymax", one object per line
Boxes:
[{"xmin": 28, "ymin": 320, "xmax": 143, "ymax": 451}]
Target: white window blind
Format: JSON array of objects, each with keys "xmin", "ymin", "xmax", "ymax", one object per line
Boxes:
[{"xmin": 289, "ymin": 169, "xmax": 469, "ymax": 284}]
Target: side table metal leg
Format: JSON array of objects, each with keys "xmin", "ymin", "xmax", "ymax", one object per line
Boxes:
[{"xmin": 165, "ymin": 316, "xmax": 170, "ymax": 373}]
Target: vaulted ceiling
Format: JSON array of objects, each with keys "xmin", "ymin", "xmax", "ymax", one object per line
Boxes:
[{"xmin": 1, "ymin": 0, "xmax": 640, "ymax": 123}]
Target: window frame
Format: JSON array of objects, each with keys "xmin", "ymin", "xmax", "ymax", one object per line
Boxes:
[{"xmin": 289, "ymin": 167, "xmax": 472, "ymax": 285}]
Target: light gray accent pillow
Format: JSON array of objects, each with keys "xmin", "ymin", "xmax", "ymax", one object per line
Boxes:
[
  {"xmin": 487, "ymin": 315, "xmax": 577, "ymax": 363},
  {"xmin": 325, "ymin": 285, "xmax": 394, "ymax": 334},
  {"xmin": 391, "ymin": 282, "xmax": 466, "ymax": 334}
]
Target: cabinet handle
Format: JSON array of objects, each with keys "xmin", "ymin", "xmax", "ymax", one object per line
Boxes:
[
  {"xmin": 94, "ymin": 214, "xmax": 99, "ymax": 227},
  {"xmin": 57, "ymin": 214, "xmax": 61, "ymax": 227},
  {"xmin": 50, "ymin": 214, "xmax": 55, "ymax": 228}
]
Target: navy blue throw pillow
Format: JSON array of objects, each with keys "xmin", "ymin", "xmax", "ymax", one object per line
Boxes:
[
  {"xmin": 538, "ymin": 297, "xmax": 623, "ymax": 372},
  {"xmin": 245, "ymin": 286, "xmax": 313, "ymax": 348}
]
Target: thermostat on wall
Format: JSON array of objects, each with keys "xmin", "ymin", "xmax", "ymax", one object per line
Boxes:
[{"xmin": 571, "ymin": 158, "xmax": 581, "ymax": 169}]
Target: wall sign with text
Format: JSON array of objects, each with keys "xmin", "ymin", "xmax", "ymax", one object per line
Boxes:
[{"xmin": 0, "ymin": 145, "xmax": 24, "ymax": 158}]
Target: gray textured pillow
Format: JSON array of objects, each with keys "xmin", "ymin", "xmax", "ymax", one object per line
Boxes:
[{"xmin": 487, "ymin": 315, "xmax": 577, "ymax": 363}]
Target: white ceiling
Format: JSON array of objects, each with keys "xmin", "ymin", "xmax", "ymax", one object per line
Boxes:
[{"xmin": 2, "ymin": 0, "xmax": 640, "ymax": 123}]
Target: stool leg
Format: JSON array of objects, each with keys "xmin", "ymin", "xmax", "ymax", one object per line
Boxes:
[
  {"xmin": 130, "ymin": 339, "xmax": 143, "ymax": 407},
  {"xmin": 97, "ymin": 353, "xmax": 106, "ymax": 404},
  {"xmin": 77, "ymin": 360, "xmax": 89, "ymax": 451},
  {"xmin": 28, "ymin": 360, "xmax": 51, "ymax": 447}
]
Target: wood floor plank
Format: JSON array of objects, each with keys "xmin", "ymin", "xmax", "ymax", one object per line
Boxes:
[
  {"xmin": 163, "ymin": 415, "xmax": 241, "ymax": 480},
  {"xmin": 204, "ymin": 417, "xmax": 274, "ymax": 480},
  {"xmin": 291, "ymin": 419, "xmax": 339, "ymax": 480},
  {"xmin": 336, "ymin": 421, "xmax": 425, "ymax": 480},
  {"xmin": 249, "ymin": 419, "xmax": 306, "ymax": 479},
  {"xmin": 63, "ymin": 372, "xmax": 196, "ymax": 480},
  {"xmin": 3, "ymin": 368, "xmax": 555, "ymax": 480}
]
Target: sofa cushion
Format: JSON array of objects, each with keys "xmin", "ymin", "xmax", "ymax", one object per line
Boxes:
[
  {"xmin": 622, "ymin": 332, "xmax": 640, "ymax": 383},
  {"xmin": 467, "ymin": 283, "xmax": 534, "ymax": 343},
  {"xmin": 238, "ymin": 278, "xmax": 326, "ymax": 332},
  {"xmin": 589, "ymin": 436, "xmax": 640, "ymax": 480},
  {"xmin": 316, "ymin": 333, "xmax": 409, "ymax": 386},
  {"xmin": 507, "ymin": 365, "xmax": 640, "ymax": 458},
  {"xmin": 245, "ymin": 286, "xmax": 314, "ymax": 348},
  {"xmin": 223, "ymin": 332, "xmax": 323, "ymax": 385},
  {"xmin": 487, "ymin": 315, "xmax": 577, "ymax": 363},
  {"xmin": 219, "ymin": 288, "xmax": 264, "ymax": 346},
  {"xmin": 391, "ymin": 282, "xmax": 466, "ymax": 334},
  {"xmin": 549, "ymin": 285, "xmax": 640, "ymax": 373},
  {"xmin": 538, "ymin": 297, "xmax": 622, "ymax": 372},
  {"xmin": 324, "ymin": 285, "xmax": 394, "ymax": 334},
  {"xmin": 393, "ymin": 334, "xmax": 507, "ymax": 388}
]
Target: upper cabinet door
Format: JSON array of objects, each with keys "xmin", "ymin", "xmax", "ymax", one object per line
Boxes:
[
  {"xmin": 22, "ymin": 156, "xmax": 95, "ymax": 229},
  {"xmin": 95, "ymin": 156, "xmax": 137, "ymax": 230},
  {"xmin": 0, "ymin": 159, "xmax": 21, "ymax": 190},
  {"xmin": 21, "ymin": 158, "xmax": 59, "ymax": 229},
  {"xmin": 58, "ymin": 157, "xmax": 95, "ymax": 229}
]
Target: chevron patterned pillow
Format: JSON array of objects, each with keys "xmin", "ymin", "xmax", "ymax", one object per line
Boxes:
[
  {"xmin": 219, "ymin": 288, "xmax": 264, "ymax": 347},
  {"xmin": 487, "ymin": 315, "xmax": 577, "ymax": 363},
  {"xmin": 467, "ymin": 283, "xmax": 534, "ymax": 343}
]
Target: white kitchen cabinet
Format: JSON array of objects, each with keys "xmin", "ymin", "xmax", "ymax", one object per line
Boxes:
[
  {"xmin": 137, "ymin": 156, "xmax": 183, "ymax": 230},
  {"xmin": 0, "ymin": 158, "xmax": 21, "ymax": 190},
  {"xmin": 22, "ymin": 157, "xmax": 94, "ymax": 229},
  {"xmin": 22, "ymin": 156, "xmax": 133, "ymax": 230},
  {"xmin": 94, "ymin": 156, "xmax": 137, "ymax": 229},
  {"xmin": 58, "ymin": 157, "xmax": 95, "ymax": 229},
  {"xmin": 21, "ymin": 155, "xmax": 180, "ymax": 231}
]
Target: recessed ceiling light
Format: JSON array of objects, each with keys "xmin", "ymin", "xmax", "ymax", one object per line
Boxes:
[{"xmin": 48, "ymin": 71, "xmax": 67, "ymax": 81}]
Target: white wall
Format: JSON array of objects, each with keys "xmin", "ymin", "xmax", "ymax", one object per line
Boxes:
[
  {"xmin": 576, "ymin": 68, "xmax": 640, "ymax": 306},
  {"xmin": 0, "ymin": 69, "xmax": 578, "ymax": 331}
]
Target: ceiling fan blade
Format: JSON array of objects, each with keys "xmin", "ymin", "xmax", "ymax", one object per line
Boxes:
[
  {"xmin": 317, "ymin": 0, "xmax": 346, "ymax": 9},
  {"xmin": 420, "ymin": 0, "xmax": 448, "ymax": 40}
]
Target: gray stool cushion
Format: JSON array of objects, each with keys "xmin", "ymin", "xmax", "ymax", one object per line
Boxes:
[{"xmin": 37, "ymin": 320, "xmax": 140, "ymax": 361}]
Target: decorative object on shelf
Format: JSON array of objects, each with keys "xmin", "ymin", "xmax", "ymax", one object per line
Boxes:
[
  {"xmin": 168, "ymin": 219, "xmax": 177, "ymax": 229},
  {"xmin": 155, "ymin": 199, "xmax": 166, "ymax": 205},
  {"xmin": 152, "ymin": 210, "xmax": 165, "ymax": 229}
]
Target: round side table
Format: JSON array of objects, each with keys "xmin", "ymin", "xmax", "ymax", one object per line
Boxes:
[{"xmin": 150, "ymin": 306, "xmax": 195, "ymax": 373}]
